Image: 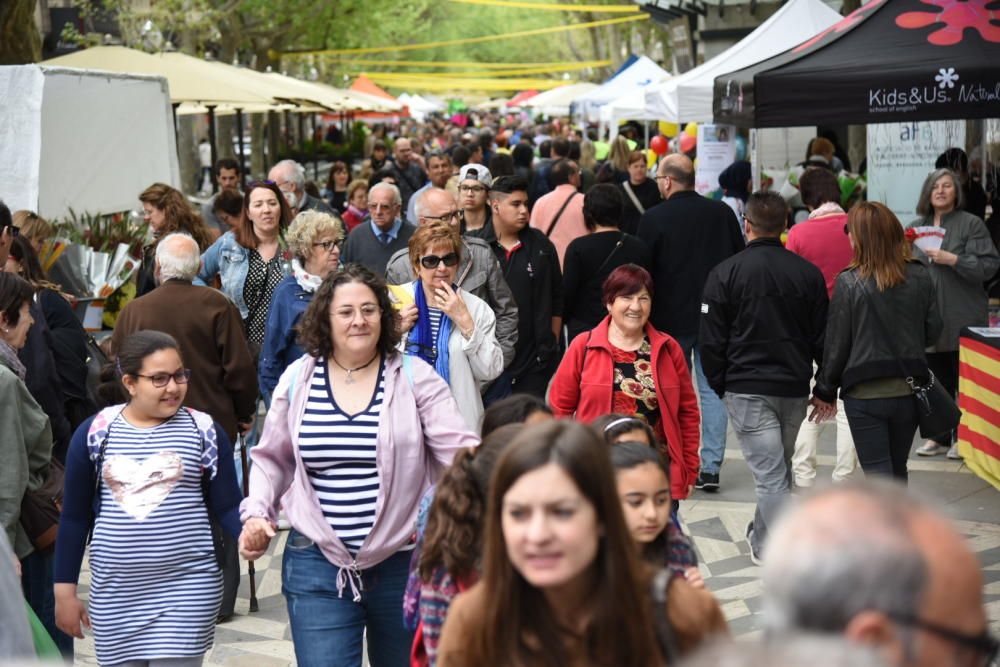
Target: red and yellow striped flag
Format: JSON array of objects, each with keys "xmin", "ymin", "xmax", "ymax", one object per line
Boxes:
[{"xmin": 957, "ymin": 336, "xmax": 1000, "ymax": 491}]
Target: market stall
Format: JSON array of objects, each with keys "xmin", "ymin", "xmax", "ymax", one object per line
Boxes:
[{"xmin": 958, "ymin": 328, "xmax": 1000, "ymax": 491}]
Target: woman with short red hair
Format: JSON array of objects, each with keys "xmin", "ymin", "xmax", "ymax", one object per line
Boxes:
[{"xmin": 549, "ymin": 264, "xmax": 701, "ymax": 500}]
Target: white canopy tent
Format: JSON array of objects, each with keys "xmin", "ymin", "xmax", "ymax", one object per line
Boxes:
[
  {"xmin": 398, "ymin": 93, "xmax": 445, "ymax": 120},
  {"xmin": 642, "ymin": 0, "xmax": 840, "ymax": 122},
  {"xmin": 574, "ymin": 55, "xmax": 671, "ymax": 123},
  {"xmin": 522, "ymin": 82, "xmax": 599, "ymax": 117}
]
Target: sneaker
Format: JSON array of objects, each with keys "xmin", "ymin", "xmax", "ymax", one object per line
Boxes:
[
  {"xmin": 946, "ymin": 444, "xmax": 962, "ymax": 460},
  {"xmin": 746, "ymin": 521, "xmax": 762, "ymax": 566},
  {"xmin": 695, "ymin": 472, "xmax": 720, "ymax": 492},
  {"xmin": 916, "ymin": 440, "xmax": 947, "ymax": 457}
]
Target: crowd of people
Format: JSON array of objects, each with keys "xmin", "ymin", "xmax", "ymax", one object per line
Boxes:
[{"xmin": 0, "ymin": 115, "xmax": 998, "ymax": 667}]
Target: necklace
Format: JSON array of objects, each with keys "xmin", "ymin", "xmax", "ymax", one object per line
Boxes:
[{"xmin": 330, "ymin": 352, "xmax": 379, "ymax": 384}]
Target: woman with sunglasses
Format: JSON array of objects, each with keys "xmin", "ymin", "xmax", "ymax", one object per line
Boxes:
[
  {"xmin": 239, "ymin": 264, "xmax": 478, "ymax": 667},
  {"xmin": 259, "ymin": 210, "xmax": 344, "ymax": 400},
  {"xmin": 54, "ymin": 330, "xmax": 243, "ymax": 665},
  {"xmin": 397, "ymin": 221, "xmax": 503, "ymax": 430}
]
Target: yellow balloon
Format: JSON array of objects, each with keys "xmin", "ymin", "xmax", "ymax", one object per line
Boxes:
[
  {"xmin": 658, "ymin": 121, "xmax": 679, "ymax": 137},
  {"xmin": 684, "ymin": 121, "xmax": 698, "ymax": 138},
  {"xmin": 646, "ymin": 149, "xmax": 657, "ymax": 169}
]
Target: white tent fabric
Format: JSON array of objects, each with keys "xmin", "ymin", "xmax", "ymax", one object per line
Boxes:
[
  {"xmin": 574, "ymin": 56, "xmax": 671, "ymax": 122},
  {"xmin": 522, "ymin": 82, "xmax": 599, "ymax": 117},
  {"xmin": 643, "ymin": 0, "xmax": 840, "ymax": 122}
]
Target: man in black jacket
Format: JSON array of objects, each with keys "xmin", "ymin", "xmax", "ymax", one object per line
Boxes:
[
  {"xmin": 637, "ymin": 154, "xmax": 745, "ymax": 492},
  {"xmin": 699, "ymin": 191, "xmax": 832, "ymax": 564}
]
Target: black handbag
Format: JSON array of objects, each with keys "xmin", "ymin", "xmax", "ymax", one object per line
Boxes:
[{"xmin": 855, "ymin": 275, "xmax": 962, "ymax": 439}]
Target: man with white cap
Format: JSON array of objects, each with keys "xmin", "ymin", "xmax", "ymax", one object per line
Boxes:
[{"xmin": 457, "ymin": 164, "xmax": 493, "ymax": 239}]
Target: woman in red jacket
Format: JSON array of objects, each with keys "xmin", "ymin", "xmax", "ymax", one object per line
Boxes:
[{"xmin": 550, "ymin": 264, "xmax": 700, "ymax": 500}]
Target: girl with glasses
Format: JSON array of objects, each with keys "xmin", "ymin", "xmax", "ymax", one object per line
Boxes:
[
  {"xmin": 238, "ymin": 264, "xmax": 478, "ymax": 667},
  {"xmin": 54, "ymin": 330, "xmax": 244, "ymax": 665},
  {"xmin": 397, "ymin": 221, "xmax": 503, "ymax": 430}
]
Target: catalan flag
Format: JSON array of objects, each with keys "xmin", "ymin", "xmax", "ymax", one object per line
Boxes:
[{"xmin": 957, "ymin": 331, "xmax": 1000, "ymax": 491}]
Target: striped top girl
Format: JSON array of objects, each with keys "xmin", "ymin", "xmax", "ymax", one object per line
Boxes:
[
  {"xmin": 54, "ymin": 407, "xmax": 243, "ymax": 666},
  {"xmin": 299, "ymin": 357, "xmax": 385, "ymax": 553}
]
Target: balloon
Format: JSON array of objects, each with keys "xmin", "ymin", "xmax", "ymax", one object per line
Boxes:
[
  {"xmin": 680, "ymin": 134, "xmax": 697, "ymax": 154},
  {"xmin": 650, "ymin": 135, "xmax": 669, "ymax": 156},
  {"xmin": 658, "ymin": 121, "xmax": 679, "ymax": 137},
  {"xmin": 734, "ymin": 135, "xmax": 748, "ymax": 161},
  {"xmin": 684, "ymin": 122, "xmax": 699, "ymax": 138},
  {"xmin": 646, "ymin": 149, "xmax": 657, "ymax": 169}
]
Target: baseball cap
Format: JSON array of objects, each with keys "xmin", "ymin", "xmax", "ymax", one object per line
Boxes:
[{"xmin": 459, "ymin": 164, "xmax": 492, "ymax": 188}]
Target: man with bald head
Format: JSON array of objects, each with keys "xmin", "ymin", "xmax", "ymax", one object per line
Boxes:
[
  {"xmin": 385, "ymin": 187, "xmax": 518, "ymax": 371},
  {"xmin": 637, "ymin": 153, "xmax": 745, "ymax": 493},
  {"xmin": 763, "ymin": 481, "xmax": 996, "ymax": 667},
  {"xmin": 387, "ymin": 137, "xmax": 427, "ymax": 212}
]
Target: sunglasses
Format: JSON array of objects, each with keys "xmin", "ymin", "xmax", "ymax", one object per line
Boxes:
[
  {"xmin": 134, "ymin": 369, "xmax": 192, "ymax": 388},
  {"xmin": 420, "ymin": 252, "xmax": 459, "ymax": 269}
]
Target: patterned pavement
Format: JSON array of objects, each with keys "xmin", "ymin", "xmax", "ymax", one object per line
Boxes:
[{"xmin": 71, "ymin": 445, "xmax": 1000, "ymax": 666}]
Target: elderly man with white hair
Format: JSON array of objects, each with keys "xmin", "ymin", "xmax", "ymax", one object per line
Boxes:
[
  {"xmin": 340, "ymin": 181, "xmax": 416, "ymax": 275},
  {"xmin": 268, "ymin": 159, "xmax": 335, "ymax": 217},
  {"xmin": 761, "ymin": 480, "xmax": 995, "ymax": 667}
]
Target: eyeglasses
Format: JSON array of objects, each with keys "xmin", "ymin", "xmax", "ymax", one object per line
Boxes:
[
  {"xmin": 313, "ymin": 239, "xmax": 344, "ymax": 251},
  {"xmin": 655, "ymin": 175, "xmax": 671, "ymax": 181},
  {"xmin": 420, "ymin": 252, "xmax": 459, "ymax": 269},
  {"xmin": 422, "ymin": 211, "xmax": 461, "ymax": 224},
  {"xmin": 887, "ymin": 612, "xmax": 999, "ymax": 667},
  {"xmin": 459, "ymin": 185, "xmax": 487, "ymax": 194},
  {"xmin": 134, "ymin": 369, "xmax": 192, "ymax": 388},
  {"xmin": 333, "ymin": 305, "xmax": 382, "ymax": 321}
]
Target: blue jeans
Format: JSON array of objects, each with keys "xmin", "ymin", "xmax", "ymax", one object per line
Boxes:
[
  {"xmin": 675, "ymin": 335, "xmax": 729, "ymax": 475},
  {"xmin": 282, "ymin": 531, "xmax": 413, "ymax": 667},
  {"xmin": 21, "ymin": 549, "xmax": 73, "ymax": 658}
]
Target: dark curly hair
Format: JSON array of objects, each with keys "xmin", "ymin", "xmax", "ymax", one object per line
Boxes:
[
  {"xmin": 419, "ymin": 423, "xmax": 524, "ymax": 582},
  {"xmin": 297, "ymin": 263, "xmax": 401, "ymax": 360}
]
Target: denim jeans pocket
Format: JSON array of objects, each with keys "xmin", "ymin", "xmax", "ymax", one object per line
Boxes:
[
  {"xmin": 287, "ymin": 529, "xmax": 316, "ymax": 551},
  {"xmin": 725, "ymin": 393, "xmax": 764, "ymax": 433}
]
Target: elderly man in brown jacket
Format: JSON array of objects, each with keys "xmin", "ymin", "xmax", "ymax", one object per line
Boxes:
[
  {"xmin": 110, "ymin": 232, "xmax": 258, "ymax": 621},
  {"xmin": 111, "ymin": 233, "xmax": 258, "ymax": 439}
]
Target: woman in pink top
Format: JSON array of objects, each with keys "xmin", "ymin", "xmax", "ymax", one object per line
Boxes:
[
  {"xmin": 238, "ymin": 264, "xmax": 479, "ymax": 667},
  {"xmin": 784, "ymin": 167, "xmax": 859, "ymax": 488}
]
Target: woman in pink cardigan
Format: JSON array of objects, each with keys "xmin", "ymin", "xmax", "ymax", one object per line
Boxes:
[
  {"xmin": 549, "ymin": 264, "xmax": 700, "ymax": 501},
  {"xmin": 238, "ymin": 264, "xmax": 479, "ymax": 667}
]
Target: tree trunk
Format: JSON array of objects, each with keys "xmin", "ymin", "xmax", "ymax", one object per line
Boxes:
[{"xmin": 0, "ymin": 0, "xmax": 41, "ymax": 65}]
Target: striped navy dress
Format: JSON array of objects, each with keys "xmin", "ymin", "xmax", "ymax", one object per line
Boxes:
[
  {"xmin": 89, "ymin": 412, "xmax": 221, "ymax": 664},
  {"xmin": 299, "ymin": 357, "xmax": 385, "ymax": 554}
]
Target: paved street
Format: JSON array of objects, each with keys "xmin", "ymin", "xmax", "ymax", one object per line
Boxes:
[{"xmin": 72, "ymin": 429, "xmax": 1000, "ymax": 666}]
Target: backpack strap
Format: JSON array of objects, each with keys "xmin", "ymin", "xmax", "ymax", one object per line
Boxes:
[
  {"xmin": 622, "ymin": 181, "xmax": 645, "ymax": 215},
  {"xmin": 650, "ymin": 567, "xmax": 679, "ymax": 663}
]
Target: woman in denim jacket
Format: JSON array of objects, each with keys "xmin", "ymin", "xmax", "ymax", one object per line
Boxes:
[{"xmin": 199, "ymin": 181, "xmax": 293, "ymax": 357}]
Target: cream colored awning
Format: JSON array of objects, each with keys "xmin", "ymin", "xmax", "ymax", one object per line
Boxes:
[{"xmin": 42, "ymin": 46, "xmax": 272, "ymax": 106}]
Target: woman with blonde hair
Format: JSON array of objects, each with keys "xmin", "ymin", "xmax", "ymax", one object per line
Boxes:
[
  {"xmin": 136, "ymin": 183, "xmax": 214, "ymax": 296},
  {"xmin": 814, "ymin": 202, "xmax": 942, "ymax": 481},
  {"xmin": 259, "ymin": 209, "xmax": 344, "ymax": 398},
  {"xmin": 597, "ymin": 136, "xmax": 633, "ymax": 184},
  {"xmin": 12, "ymin": 211, "xmax": 54, "ymax": 254}
]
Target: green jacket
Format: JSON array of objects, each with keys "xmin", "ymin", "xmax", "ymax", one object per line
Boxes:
[{"xmin": 0, "ymin": 359, "xmax": 53, "ymax": 559}]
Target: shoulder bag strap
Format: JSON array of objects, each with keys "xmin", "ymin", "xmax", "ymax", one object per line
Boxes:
[
  {"xmin": 622, "ymin": 181, "xmax": 645, "ymax": 215},
  {"xmin": 545, "ymin": 191, "xmax": 580, "ymax": 237},
  {"xmin": 593, "ymin": 233, "xmax": 627, "ymax": 276}
]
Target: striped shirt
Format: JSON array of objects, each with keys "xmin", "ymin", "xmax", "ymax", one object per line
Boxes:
[
  {"xmin": 300, "ymin": 357, "xmax": 384, "ymax": 554},
  {"xmin": 406, "ymin": 307, "xmax": 445, "ymax": 361},
  {"xmin": 89, "ymin": 412, "xmax": 221, "ymax": 665}
]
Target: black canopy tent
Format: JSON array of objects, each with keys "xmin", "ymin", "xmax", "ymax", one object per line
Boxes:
[{"xmin": 713, "ymin": 0, "xmax": 1000, "ymax": 128}]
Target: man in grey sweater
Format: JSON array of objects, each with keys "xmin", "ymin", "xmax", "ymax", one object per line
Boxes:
[{"xmin": 340, "ymin": 182, "xmax": 416, "ymax": 276}]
